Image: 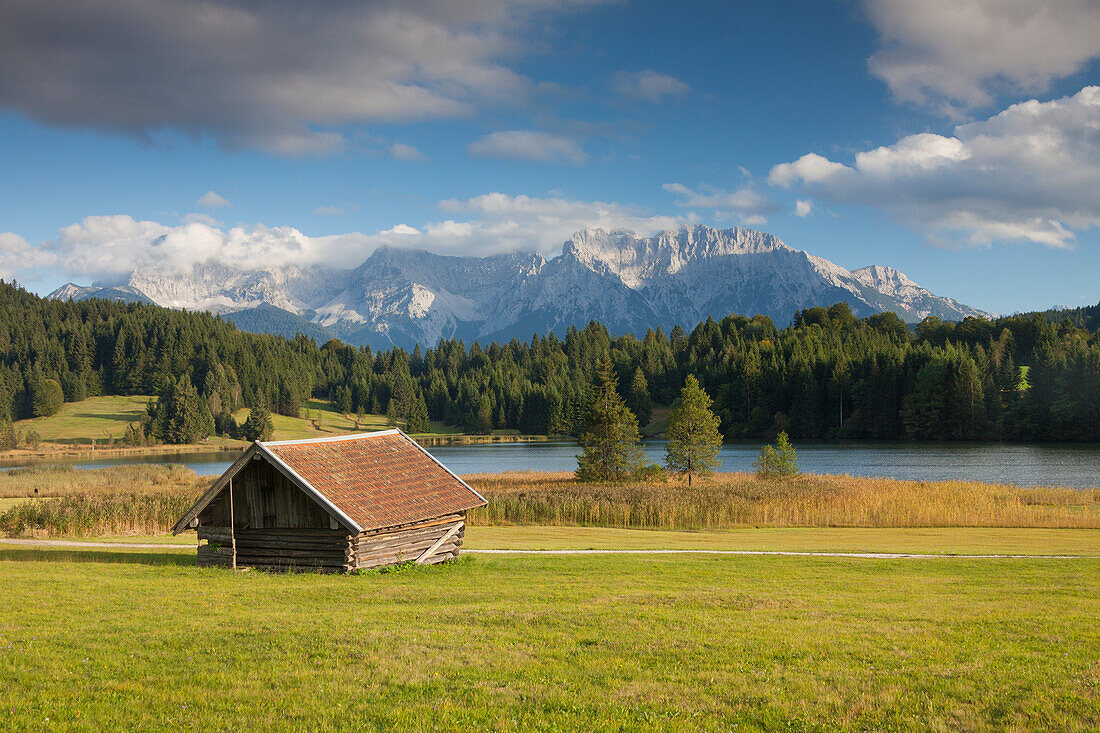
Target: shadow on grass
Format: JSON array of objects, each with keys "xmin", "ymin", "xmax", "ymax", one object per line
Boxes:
[{"xmin": 0, "ymin": 547, "xmax": 195, "ymax": 567}]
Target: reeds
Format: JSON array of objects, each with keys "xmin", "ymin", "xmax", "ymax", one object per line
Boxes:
[
  {"xmin": 2, "ymin": 464, "xmax": 1098, "ymax": 537},
  {"xmin": 0, "ymin": 464, "xmax": 206, "ymax": 537},
  {"xmin": 465, "ymin": 471, "xmax": 1100, "ymax": 529},
  {"xmin": 1, "ymin": 491, "xmax": 197, "ymax": 537},
  {"xmin": 0, "ymin": 464, "xmax": 205, "ymax": 498}
]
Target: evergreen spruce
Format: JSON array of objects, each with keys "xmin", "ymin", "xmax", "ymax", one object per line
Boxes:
[
  {"xmin": 407, "ymin": 391, "xmax": 430, "ymax": 433},
  {"xmin": 241, "ymin": 402, "xmax": 274, "ymax": 442},
  {"xmin": 664, "ymin": 375, "xmax": 722, "ymax": 486},
  {"xmin": 575, "ymin": 355, "xmax": 645, "ymax": 482},
  {"xmin": 627, "ymin": 367, "xmax": 653, "ymax": 427},
  {"xmin": 32, "ymin": 377, "xmax": 64, "ymax": 417}
]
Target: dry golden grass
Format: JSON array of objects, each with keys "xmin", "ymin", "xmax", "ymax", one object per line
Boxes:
[
  {"xmin": 466, "ymin": 471, "xmax": 1100, "ymax": 529},
  {"xmin": 0, "ymin": 464, "xmax": 206, "ymax": 499},
  {"xmin": 3, "ymin": 465, "xmax": 1099, "ymax": 537},
  {"xmin": 0, "ymin": 465, "xmax": 207, "ymax": 537}
]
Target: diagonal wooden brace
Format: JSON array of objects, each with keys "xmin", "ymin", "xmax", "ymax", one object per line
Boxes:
[{"xmin": 415, "ymin": 522, "xmax": 462, "ymax": 564}]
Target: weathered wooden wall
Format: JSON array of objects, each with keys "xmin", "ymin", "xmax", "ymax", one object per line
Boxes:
[
  {"xmin": 196, "ymin": 527, "xmax": 353, "ymax": 572},
  {"xmin": 352, "ymin": 513, "xmax": 466, "ymax": 570},
  {"xmin": 197, "ymin": 458, "xmax": 334, "ymax": 531}
]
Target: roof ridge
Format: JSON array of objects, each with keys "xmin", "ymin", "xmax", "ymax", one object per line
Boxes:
[{"xmin": 260, "ymin": 429, "xmax": 401, "ymax": 446}]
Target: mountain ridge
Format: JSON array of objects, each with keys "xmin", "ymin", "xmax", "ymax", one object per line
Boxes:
[{"xmin": 47, "ymin": 225, "xmax": 990, "ymax": 347}]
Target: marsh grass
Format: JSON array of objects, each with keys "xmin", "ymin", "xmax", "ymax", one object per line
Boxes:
[
  {"xmin": 3, "ymin": 464, "xmax": 1099, "ymax": 537},
  {"xmin": 0, "ymin": 463, "xmax": 205, "ymax": 499},
  {"xmin": 467, "ymin": 471, "xmax": 1100, "ymax": 529},
  {"xmin": 0, "ymin": 464, "xmax": 205, "ymax": 537}
]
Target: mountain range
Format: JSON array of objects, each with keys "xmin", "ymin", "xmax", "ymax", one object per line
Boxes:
[{"xmin": 47, "ymin": 225, "xmax": 988, "ymax": 348}]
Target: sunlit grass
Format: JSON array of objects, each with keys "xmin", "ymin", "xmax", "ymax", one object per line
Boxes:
[
  {"xmin": 11, "ymin": 395, "xmax": 152, "ymax": 445},
  {"xmin": 0, "ymin": 548, "xmax": 1097, "ymax": 730}
]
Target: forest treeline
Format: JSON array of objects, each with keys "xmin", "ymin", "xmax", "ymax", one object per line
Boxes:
[{"xmin": 0, "ymin": 280, "xmax": 1098, "ymax": 443}]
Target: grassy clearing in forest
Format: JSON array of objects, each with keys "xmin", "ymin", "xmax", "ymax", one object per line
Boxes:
[
  {"xmin": 11, "ymin": 395, "xmax": 153, "ymax": 445},
  {"xmin": 468, "ymin": 471, "xmax": 1100, "ymax": 529},
  {"xmin": 0, "ymin": 546, "xmax": 1097, "ymax": 731}
]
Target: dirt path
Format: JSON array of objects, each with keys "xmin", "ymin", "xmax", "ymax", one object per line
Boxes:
[{"xmin": 0, "ymin": 537, "xmax": 1093, "ymax": 559}]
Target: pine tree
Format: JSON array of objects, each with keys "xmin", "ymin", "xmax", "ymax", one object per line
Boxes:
[
  {"xmin": 241, "ymin": 402, "xmax": 274, "ymax": 442},
  {"xmin": 575, "ymin": 355, "xmax": 645, "ymax": 482},
  {"xmin": 664, "ymin": 375, "xmax": 722, "ymax": 486},
  {"xmin": 627, "ymin": 367, "xmax": 652, "ymax": 427},
  {"xmin": 407, "ymin": 391, "xmax": 430, "ymax": 433},
  {"xmin": 472, "ymin": 395, "xmax": 493, "ymax": 434}
]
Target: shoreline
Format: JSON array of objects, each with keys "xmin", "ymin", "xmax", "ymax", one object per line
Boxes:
[{"xmin": 0, "ymin": 432, "xmax": 555, "ymax": 466}]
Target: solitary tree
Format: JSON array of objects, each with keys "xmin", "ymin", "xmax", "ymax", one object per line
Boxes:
[
  {"xmin": 664, "ymin": 375, "xmax": 722, "ymax": 486},
  {"xmin": 241, "ymin": 402, "xmax": 274, "ymax": 442},
  {"xmin": 576, "ymin": 355, "xmax": 645, "ymax": 482},
  {"xmin": 753, "ymin": 430, "xmax": 799, "ymax": 478}
]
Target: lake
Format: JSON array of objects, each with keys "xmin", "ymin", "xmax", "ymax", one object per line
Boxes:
[{"xmin": 3, "ymin": 440, "xmax": 1099, "ymax": 488}]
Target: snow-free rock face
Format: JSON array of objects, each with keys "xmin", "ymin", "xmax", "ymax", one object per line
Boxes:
[
  {"xmin": 48, "ymin": 225, "xmax": 991, "ymax": 347},
  {"xmin": 849, "ymin": 265, "xmax": 987, "ymax": 321}
]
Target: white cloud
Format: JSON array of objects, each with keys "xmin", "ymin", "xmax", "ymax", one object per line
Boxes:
[
  {"xmin": 0, "ymin": 232, "xmax": 33, "ymax": 280},
  {"xmin": 662, "ymin": 182, "xmax": 781, "ymax": 224},
  {"xmin": 381, "ymin": 224, "xmax": 421, "ymax": 236},
  {"xmin": 865, "ymin": 0, "xmax": 1100, "ymax": 113},
  {"xmin": 389, "ymin": 142, "xmax": 427, "ymax": 161},
  {"xmin": 768, "ymin": 154, "xmax": 849, "ymax": 187},
  {"xmin": 1, "ymin": 193, "xmax": 693, "ymax": 283},
  {"xmin": 613, "ymin": 70, "xmax": 690, "ymax": 102},
  {"xmin": 434, "ymin": 193, "xmax": 691, "ymax": 255},
  {"xmin": 794, "ymin": 200, "xmax": 814, "ymax": 217},
  {"xmin": 0, "ymin": 1, "xmax": 607, "ymax": 154},
  {"xmin": 197, "ymin": 191, "xmax": 230, "ymax": 209},
  {"xmin": 468, "ymin": 131, "xmax": 588, "ymax": 164},
  {"xmin": 767, "ymin": 85, "xmax": 1100, "ymax": 248}
]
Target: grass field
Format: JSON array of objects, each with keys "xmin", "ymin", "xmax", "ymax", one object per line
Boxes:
[
  {"xmin": 0, "ymin": 545, "xmax": 1097, "ymax": 730},
  {"xmin": 10, "ymin": 525, "xmax": 1100, "ymax": 556},
  {"xmin": 12, "ymin": 395, "xmax": 153, "ymax": 445}
]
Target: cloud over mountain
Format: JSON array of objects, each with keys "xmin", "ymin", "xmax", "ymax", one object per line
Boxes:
[
  {"xmin": 0, "ymin": 193, "xmax": 690, "ymax": 282},
  {"xmin": 770, "ymin": 85, "xmax": 1100, "ymax": 247}
]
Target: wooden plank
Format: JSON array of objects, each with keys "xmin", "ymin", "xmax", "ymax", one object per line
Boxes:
[{"xmin": 416, "ymin": 522, "xmax": 463, "ymax": 564}]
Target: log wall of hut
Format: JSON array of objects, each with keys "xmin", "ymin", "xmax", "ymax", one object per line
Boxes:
[
  {"xmin": 195, "ymin": 457, "xmax": 352, "ymax": 572},
  {"xmin": 351, "ymin": 513, "xmax": 466, "ymax": 571},
  {"xmin": 193, "ymin": 456, "xmax": 467, "ymax": 573}
]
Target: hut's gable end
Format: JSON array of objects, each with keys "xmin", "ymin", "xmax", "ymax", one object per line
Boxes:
[{"xmin": 196, "ymin": 458, "xmax": 334, "ymax": 531}]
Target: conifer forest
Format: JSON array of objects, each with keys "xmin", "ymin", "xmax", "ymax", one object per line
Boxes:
[{"xmin": 1, "ymin": 280, "xmax": 1098, "ymax": 444}]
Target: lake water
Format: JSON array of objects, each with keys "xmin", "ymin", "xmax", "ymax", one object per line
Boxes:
[{"xmin": 3, "ymin": 440, "xmax": 1099, "ymax": 489}]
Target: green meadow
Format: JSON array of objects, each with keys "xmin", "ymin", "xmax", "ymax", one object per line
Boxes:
[{"xmin": 0, "ymin": 545, "xmax": 1097, "ymax": 731}]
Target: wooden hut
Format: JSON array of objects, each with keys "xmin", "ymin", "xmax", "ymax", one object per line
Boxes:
[{"xmin": 171, "ymin": 430, "xmax": 487, "ymax": 572}]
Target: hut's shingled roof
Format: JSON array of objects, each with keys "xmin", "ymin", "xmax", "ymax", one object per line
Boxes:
[{"xmin": 259, "ymin": 431, "xmax": 486, "ymax": 531}]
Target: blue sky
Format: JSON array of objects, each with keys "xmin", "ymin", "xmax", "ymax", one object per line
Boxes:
[{"xmin": 1, "ymin": 0, "xmax": 1098, "ymax": 315}]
